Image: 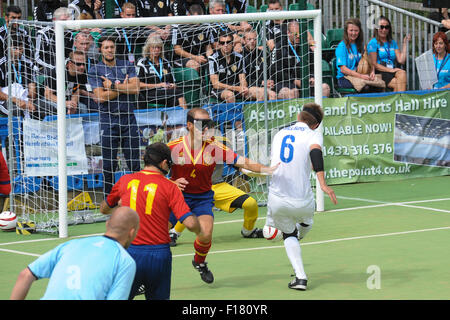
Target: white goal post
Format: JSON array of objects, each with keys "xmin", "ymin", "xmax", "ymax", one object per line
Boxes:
[{"xmin": 52, "ymin": 10, "xmax": 324, "ymax": 238}]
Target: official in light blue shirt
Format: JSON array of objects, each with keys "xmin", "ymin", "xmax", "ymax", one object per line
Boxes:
[
  {"xmin": 10, "ymin": 207, "xmax": 139, "ymax": 300},
  {"xmin": 28, "ymin": 235, "xmax": 136, "ymax": 300}
]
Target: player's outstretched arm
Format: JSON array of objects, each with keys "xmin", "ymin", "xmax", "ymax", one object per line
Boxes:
[
  {"xmin": 316, "ymin": 171, "xmax": 338, "ymax": 205},
  {"xmin": 234, "ymin": 156, "xmax": 279, "ymax": 175}
]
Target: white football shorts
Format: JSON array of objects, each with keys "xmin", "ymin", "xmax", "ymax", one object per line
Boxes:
[{"xmin": 266, "ymin": 192, "xmax": 315, "ymax": 234}]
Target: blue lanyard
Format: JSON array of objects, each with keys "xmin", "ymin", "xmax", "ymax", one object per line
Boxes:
[
  {"xmin": 12, "ymin": 61, "xmax": 22, "ymax": 84},
  {"xmin": 435, "ymin": 53, "xmax": 449, "ymax": 77},
  {"xmin": 122, "ymin": 29, "xmax": 132, "ymax": 53},
  {"xmin": 115, "ymin": 0, "xmax": 122, "ymax": 12},
  {"xmin": 148, "ymin": 58, "xmax": 163, "ymax": 80},
  {"xmin": 383, "ymin": 41, "xmax": 393, "ymax": 63},
  {"xmin": 288, "ymin": 38, "xmax": 301, "ymax": 63}
]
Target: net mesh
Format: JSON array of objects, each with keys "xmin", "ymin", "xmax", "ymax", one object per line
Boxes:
[{"xmin": 4, "ymin": 13, "xmax": 318, "ymax": 234}]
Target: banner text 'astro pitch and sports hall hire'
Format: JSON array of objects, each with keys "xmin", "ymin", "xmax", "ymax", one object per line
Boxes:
[{"xmin": 243, "ymin": 89, "xmax": 450, "ymax": 185}]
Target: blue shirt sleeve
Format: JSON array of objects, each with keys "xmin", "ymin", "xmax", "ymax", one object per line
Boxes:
[
  {"xmin": 106, "ymin": 248, "xmax": 136, "ymax": 300},
  {"xmin": 367, "ymin": 38, "xmax": 378, "ymax": 54},
  {"xmin": 335, "ymin": 41, "xmax": 348, "ymax": 79},
  {"xmin": 88, "ymin": 65, "xmax": 104, "ymax": 90},
  {"xmin": 28, "ymin": 242, "xmax": 68, "ymax": 280}
]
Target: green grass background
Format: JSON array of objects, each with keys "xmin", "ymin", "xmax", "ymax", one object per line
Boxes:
[{"xmin": 0, "ymin": 176, "xmax": 449, "ymax": 300}]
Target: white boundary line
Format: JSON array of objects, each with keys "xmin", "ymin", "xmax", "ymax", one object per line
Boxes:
[{"xmin": 1, "ymin": 197, "xmax": 449, "ymax": 257}]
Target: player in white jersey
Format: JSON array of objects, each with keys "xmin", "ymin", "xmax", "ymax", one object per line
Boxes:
[{"xmin": 267, "ymin": 102, "xmax": 337, "ymax": 291}]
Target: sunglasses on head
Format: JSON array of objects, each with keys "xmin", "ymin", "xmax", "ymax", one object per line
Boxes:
[{"xmin": 379, "ymin": 25, "xmax": 390, "ymax": 30}]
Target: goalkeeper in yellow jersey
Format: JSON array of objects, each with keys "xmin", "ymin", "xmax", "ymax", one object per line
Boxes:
[{"xmin": 169, "ymin": 163, "xmax": 263, "ymax": 246}]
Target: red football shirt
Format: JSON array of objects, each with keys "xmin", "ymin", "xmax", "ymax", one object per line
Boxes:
[
  {"xmin": 106, "ymin": 169, "xmax": 192, "ymax": 245},
  {"xmin": 167, "ymin": 136, "xmax": 238, "ymax": 194}
]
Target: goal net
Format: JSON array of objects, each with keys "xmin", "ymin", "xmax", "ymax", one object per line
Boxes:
[{"xmin": 5, "ymin": 10, "xmax": 323, "ymax": 236}]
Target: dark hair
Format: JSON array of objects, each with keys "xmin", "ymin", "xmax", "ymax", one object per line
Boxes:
[
  {"xmin": 218, "ymin": 30, "xmax": 234, "ymax": 41},
  {"xmin": 343, "ymin": 18, "xmax": 364, "ymax": 54},
  {"xmin": 98, "ymin": 34, "xmax": 117, "ymax": 47},
  {"xmin": 189, "ymin": 4, "xmax": 204, "ymax": 15},
  {"xmin": 143, "ymin": 142, "xmax": 173, "ymax": 168},
  {"xmin": 432, "ymin": 31, "xmax": 450, "ymax": 55},
  {"xmin": 268, "ymin": 0, "xmax": 281, "ymax": 4},
  {"xmin": 6, "ymin": 5, "xmax": 22, "ymax": 15},
  {"xmin": 375, "ymin": 16, "xmax": 393, "ymax": 45},
  {"xmin": 300, "ymin": 103, "xmax": 324, "ymax": 127}
]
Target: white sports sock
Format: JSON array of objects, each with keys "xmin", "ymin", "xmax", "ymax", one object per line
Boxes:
[{"xmin": 284, "ymin": 236, "xmax": 307, "ymax": 280}]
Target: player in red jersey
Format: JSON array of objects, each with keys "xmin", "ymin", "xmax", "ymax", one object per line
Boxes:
[
  {"xmin": 167, "ymin": 107, "xmax": 279, "ymax": 284},
  {"xmin": 100, "ymin": 142, "xmax": 203, "ymax": 300}
]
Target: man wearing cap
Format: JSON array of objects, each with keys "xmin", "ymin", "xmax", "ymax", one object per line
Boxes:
[
  {"xmin": 167, "ymin": 107, "xmax": 279, "ymax": 284},
  {"xmin": 265, "ymin": 103, "xmax": 337, "ymax": 291},
  {"xmin": 100, "ymin": 142, "xmax": 203, "ymax": 300}
]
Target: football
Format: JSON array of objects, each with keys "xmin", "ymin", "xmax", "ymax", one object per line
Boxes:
[
  {"xmin": 263, "ymin": 225, "xmax": 283, "ymax": 241},
  {"xmin": 0, "ymin": 211, "xmax": 17, "ymax": 231}
]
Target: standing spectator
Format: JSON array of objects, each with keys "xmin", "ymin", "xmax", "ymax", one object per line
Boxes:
[
  {"xmin": 224, "ymin": 0, "xmax": 252, "ymax": 36},
  {"xmin": 35, "ymin": 7, "xmax": 75, "ymax": 74},
  {"xmin": 263, "ymin": 0, "xmax": 288, "ymax": 51},
  {"xmin": 167, "ymin": 107, "xmax": 278, "ymax": 284},
  {"xmin": 104, "ymin": 0, "xmax": 144, "ymax": 18},
  {"xmin": 269, "ymin": 20, "xmax": 302, "ymax": 99},
  {"xmin": 88, "ymin": 35, "xmax": 142, "ymax": 197},
  {"xmin": 73, "ymin": 31, "xmax": 99, "ymax": 74},
  {"xmin": 0, "ymin": 6, "xmax": 34, "ymax": 67},
  {"xmin": 137, "ymin": 35, "xmax": 188, "ymax": 109},
  {"xmin": 335, "ymin": 18, "xmax": 377, "ymax": 92},
  {"xmin": 207, "ymin": 0, "xmax": 236, "ymax": 52},
  {"xmin": 38, "ymin": 51, "xmax": 91, "ymax": 117},
  {"xmin": 110, "ymin": 2, "xmax": 151, "ymax": 65},
  {"xmin": 34, "ymin": 0, "xmax": 65, "ymax": 22},
  {"xmin": 242, "ymin": 30, "xmax": 277, "ymax": 101},
  {"xmin": 431, "ymin": 31, "xmax": 450, "ymax": 89},
  {"xmin": 10, "ymin": 206, "xmax": 139, "ymax": 300},
  {"xmin": 367, "ymin": 16, "xmax": 411, "ymax": 92},
  {"xmin": 171, "ymin": 0, "xmax": 206, "ymax": 16},
  {"xmin": 100, "ymin": 143, "xmax": 203, "ymax": 300},
  {"xmin": 69, "ymin": 0, "xmax": 103, "ymax": 20},
  {"xmin": 266, "ymin": 103, "xmax": 337, "ymax": 291},
  {"xmin": 0, "ymin": 33, "xmax": 36, "ymax": 118},
  {"xmin": 171, "ymin": 4, "xmax": 212, "ymax": 72}
]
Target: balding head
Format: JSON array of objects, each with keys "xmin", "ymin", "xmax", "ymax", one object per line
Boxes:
[{"xmin": 105, "ymin": 206, "xmax": 139, "ymax": 249}]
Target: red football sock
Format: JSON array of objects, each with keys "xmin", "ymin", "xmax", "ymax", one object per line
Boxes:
[{"xmin": 194, "ymin": 238, "xmax": 211, "ymax": 264}]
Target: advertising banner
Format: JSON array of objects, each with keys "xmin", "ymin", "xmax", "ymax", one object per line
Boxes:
[{"xmin": 243, "ymin": 90, "xmax": 450, "ymax": 185}]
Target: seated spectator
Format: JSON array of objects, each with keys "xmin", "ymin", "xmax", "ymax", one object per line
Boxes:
[
  {"xmin": 73, "ymin": 31, "xmax": 99, "ymax": 73},
  {"xmin": 35, "ymin": 7, "xmax": 75, "ymax": 74},
  {"xmin": 171, "ymin": 0, "xmax": 206, "ymax": 16},
  {"xmin": 207, "ymin": 0, "xmax": 242, "ymax": 52},
  {"xmin": 109, "ymin": 2, "xmax": 151, "ymax": 65},
  {"xmin": 34, "ymin": 0, "xmax": 64, "ymax": 22},
  {"xmin": 367, "ymin": 16, "xmax": 411, "ymax": 92},
  {"xmin": 137, "ymin": 35, "xmax": 188, "ymax": 109},
  {"xmin": 224, "ymin": 0, "xmax": 252, "ymax": 35},
  {"xmin": 38, "ymin": 51, "xmax": 90, "ymax": 118},
  {"xmin": 208, "ymin": 31, "xmax": 257, "ymax": 103},
  {"xmin": 268, "ymin": 21, "xmax": 301, "ymax": 99},
  {"xmin": 138, "ymin": 0, "xmax": 173, "ymax": 43},
  {"xmin": 431, "ymin": 31, "xmax": 450, "ymax": 89},
  {"xmin": 241, "ymin": 30, "xmax": 277, "ymax": 101},
  {"xmin": 0, "ymin": 33, "xmax": 37, "ymax": 118},
  {"xmin": 335, "ymin": 18, "xmax": 383, "ymax": 92},
  {"xmin": 171, "ymin": 4, "xmax": 212, "ymax": 72},
  {"xmin": 69, "ymin": 0, "xmax": 103, "ymax": 20}
]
